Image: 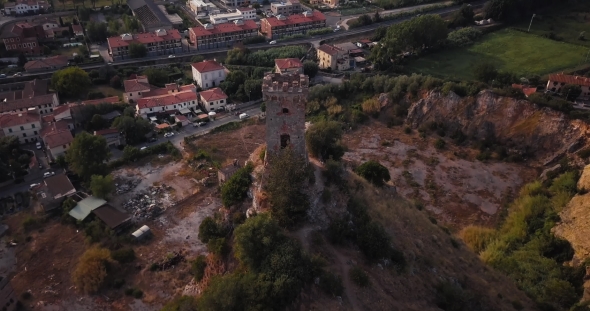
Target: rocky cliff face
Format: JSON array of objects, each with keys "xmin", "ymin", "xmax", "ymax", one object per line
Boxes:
[{"xmin": 406, "ymin": 90, "xmax": 590, "ymax": 163}]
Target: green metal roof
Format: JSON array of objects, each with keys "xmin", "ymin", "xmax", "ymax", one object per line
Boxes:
[{"xmin": 68, "ymin": 196, "xmax": 107, "ymax": 221}]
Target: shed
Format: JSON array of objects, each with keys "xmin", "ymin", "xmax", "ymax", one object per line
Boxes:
[
  {"xmin": 132, "ymin": 225, "xmax": 151, "ymax": 239},
  {"xmin": 92, "ymin": 204, "xmax": 131, "ymax": 230},
  {"xmin": 68, "ymin": 196, "xmax": 107, "ymax": 221}
]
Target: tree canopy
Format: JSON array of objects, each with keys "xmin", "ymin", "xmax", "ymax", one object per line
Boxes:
[
  {"xmin": 71, "ymin": 247, "xmax": 113, "ymax": 293},
  {"xmin": 142, "ymin": 68, "xmax": 169, "ymax": 87},
  {"xmin": 305, "ymin": 120, "xmax": 345, "ymax": 161},
  {"xmin": 65, "ymin": 131, "xmax": 111, "ymax": 180},
  {"xmin": 90, "ymin": 174, "xmax": 114, "ymax": 199},
  {"xmin": 221, "ymin": 163, "xmax": 254, "ymax": 207},
  {"xmin": 354, "ymin": 160, "xmax": 391, "ymax": 186},
  {"xmin": 112, "ymin": 116, "xmax": 152, "ymax": 145},
  {"xmin": 51, "ymin": 67, "xmax": 91, "ymax": 98},
  {"xmin": 303, "ymin": 61, "xmax": 319, "ymax": 78}
]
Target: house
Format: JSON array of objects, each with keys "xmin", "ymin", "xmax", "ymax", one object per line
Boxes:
[
  {"xmin": 4, "ymin": 0, "xmax": 49, "ymax": 15},
  {"xmin": 69, "ymin": 196, "xmax": 107, "ymax": 221},
  {"xmin": 0, "ymin": 111, "xmax": 41, "ymax": 144},
  {"xmin": 175, "ymin": 115, "xmax": 189, "ymax": 126},
  {"xmin": 356, "ymin": 39, "xmax": 372, "ymax": 48},
  {"xmin": 136, "ymin": 90, "xmax": 199, "ymax": 118},
  {"xmin": 38, "ymin": 17, "xmax": 69, "ymax": 38},
  {"xmin": 275, "ymin": 58, "xmax": 303, "ymax": 75},
  {"xmin": 512, "ymin": 84, "xmax": 538, "ymax": 98},
  {"xmin": 24, "ymin": 55, "xmax": 69, "ymax": 73},
  {"xmin": 546, "ymin": 73, "xmax": 590, "ymax": 100},
  {"xmin": 209, "ymin": 8, "xmax": 257, "ymax": 24},
  {"xmin": 107, "ymin": 29, "xmax": 183, "ymax": 61},
  {"xmin": 218, "ymin": 160, "xmax": 240, "ymax": 184},
  {"xmin": 189, "ymin": 20, "xmax": 259, "ymax": 51},
  {"xmin": 72, "ymin": 24, "xmax": 84, "ymax": 37},
  {"xmin": 94, "ymin": 128, "xmax": 125, "ymax": 147},
  {"xmin": 1, "ymin": 22, "xmax": 45, "ymax": 56},
  {"xmin": 191, "ymin": 60, "xmax": 227, "ymax": 89},
  {"xmin": 261, "ymin": 11, "xmax": 326, "ymax": 40},
  {"xmin": 317, "ymin": 44, "xmax": 349, "ymax": 71},
  {"xmin": 199, "ymin": 87, "xmax": 228, "ymax": 112},
  {"xmin": 43, "ymin": 129, "xmax": 73, "ymax": 160},
  {"xmin": 187, "ymin": 0, "xmax": 218, "ymax": 15},
  {"xmin": 310, "ymin": 0, "xmax": 338, "ymax": 8},
  {"xmin": 127, "ymin": 0, "xmax": 173, "ymax": 32},
  {"xmin": 270, "ymin": 0, "xmax": 302, "ymax": 15},
  {"xmin": 0, "ymin": 79, "xmax": 59, "ymax": 115},
  {"xmin": 123, "ymin": 75, "xmax": 151, "ymax": 103},
  {"xmin": 0, "ymin": 276, "xmax": 17, "ymax": 311},
  {"xmin": 41, "ymin": 174, "xmax": 76, "ymax": 201}
]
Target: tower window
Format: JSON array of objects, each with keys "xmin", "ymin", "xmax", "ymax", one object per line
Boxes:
[
  {"xmin": 280, "ymin": 134, "xmax": 290, "ymax": 148},
  {"xmin": 282, "ymin": 108, "xmax": 289, "ymax": 113}
]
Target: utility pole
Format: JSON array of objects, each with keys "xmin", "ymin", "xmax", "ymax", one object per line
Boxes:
[{"xmin": 527, "ymin": 14, "xmax": 536, "ymax": 32}]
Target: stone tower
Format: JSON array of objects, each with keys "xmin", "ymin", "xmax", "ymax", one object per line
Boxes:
[{"xmin": 263, "ymin": 72, "xmax": 309, "ymax": 162}]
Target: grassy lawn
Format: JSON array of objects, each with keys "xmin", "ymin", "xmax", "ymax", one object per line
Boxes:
[
  {"xmin": 407, "ymin": 29, "xmax": 589, "ymax": 80},
  {"xmin": 513, "ymin": 2, "xmax": 590, "ymax": 47},
  {"xmin": 94, "ymin": 85, "xmax": 123, "ymax": 97},
  {"xmin": 339, "ymin": 6, "xmax": 380, "ymax": 16},
  {"xmin": 54, "ymin": 0, "xmax": 113, "ymax": 11}
]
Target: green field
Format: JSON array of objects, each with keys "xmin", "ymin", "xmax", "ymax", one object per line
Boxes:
[
  {"xmin": 408, "ymin": 29, "xmax": 589, "ymax": 80},
  {"xmin": 513, "ymin": 2, "xmax": 590, "ymax": 47}
]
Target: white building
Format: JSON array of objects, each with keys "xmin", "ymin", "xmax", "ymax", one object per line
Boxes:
[
  {"xmin": 4, "ymin": 0, "xmax": 46, "ymax": 15},
  {"xmin": 199, "ymin": 87, "xmax": 228, "ymax": 112},
  {"xmin": 209, "ymin": 8, "xmax": 256, "ymax": 24},
  {"xmin": 123, "ymin": 75, "xmax": 151, "ymax": 103},
  {"xmin": 191, "ymin": 60, "xmax": 227, "ymax": 89},
  {"xmin": 187, "ymin": 0, "xmax": 218, "ymax": 15},
  {"xmin": 43, "ymin": 129, "xmax": 73, "ymax": 160},
  {"xmin": 136, "ymin": 89, "xmax": 199, "ymax": 118},
  {"xmin": 0, "ymin": 111, "xmax": 42, "ymax": 144}
]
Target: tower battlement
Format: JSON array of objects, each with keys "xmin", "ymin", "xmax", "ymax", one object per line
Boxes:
[{"xmin": 262, "ymin": 73, "xmax": 309, "ymax": 94}]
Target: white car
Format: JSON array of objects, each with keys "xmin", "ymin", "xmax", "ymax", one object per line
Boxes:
[
  {"xmin": 164, "ymin": 132, "xmax": 175, "ymax": 138},
  {"xmin": 140, "ymin": 146, "xmax": 147, "ymax": 151},
  {"xmin": 269, "ymin": 40, "xmax": 277, "ymax": 45},
  {"xmin": 43, "ymin": 171, "xmax": 55, "ymax": 178},
  {"xmin": 36, "ymin": 142, "xmax": 42, "ymax": 150},
  {"xmin": 168, "ymin": 55, "xmax": 175, "ymax": 58},
  {"xmin": 13, "ymin": 72, "xmax": 22, "ymax": 77},
  {"xmin": 239, "ymin": 113, "xmax": 250, "ymax": 120},
  {"xmin": 29, "ymin": 183, "xmax": 40, "ymax": 190}
]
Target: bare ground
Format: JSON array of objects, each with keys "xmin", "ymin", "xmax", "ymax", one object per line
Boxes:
[{"xmin": 342, "ymin": 121, "xmax": 538, "ymax": 228}]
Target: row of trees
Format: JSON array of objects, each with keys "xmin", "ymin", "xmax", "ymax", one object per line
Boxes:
[{"xmin": 225, "ymin": 46, "xmax": 307, "ymax": 67}]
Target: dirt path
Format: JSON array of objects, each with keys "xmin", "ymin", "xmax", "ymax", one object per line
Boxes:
[{"xmin": 325, "ymin": 243, "xmax": 362, "ymax": 311}]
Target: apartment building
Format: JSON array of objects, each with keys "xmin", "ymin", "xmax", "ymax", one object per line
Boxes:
[
  {"xmin": 131, "ymin": 82, "xmax": 199, "ymax": 118},
  {"xmin": 270, "ymin": 0, "xmax": 302, "ymax": 15},
  {"xmin": 199, "ymin": 87, "xmax": 228, "ymax": 112},
  {"xmin": 0, "ymin": 111, "xmax": 42, "ymax": 144},
  {"xmin": 0, "ymin": 79, "xmax": 60, "ymax": 116},
  {"xmin": 209, "ymin": 8, "xmax": 257, "ymax": 24},
  {"xmin": 275, "ymin": 58, "xmax": 303, "ymax": 74},
  {"xmin": 189, "ymin": 19, "xmax": 259, "ymax": 51},
  {"xmin": 261, "ymin": 11, "xmax": 326, "ymax": 40},
  {"xmin": 187, "ymin": 0, "xmax": 218, "ymax": 15},
  {"xmin": 191, "ymin": 60, "xmax": 227, "ymax": 89},
  {"xmin": 107, "ymin": 29, "xmax": 183, "ymax": 61},
  {"xmin": 4, "ymin": 0, "xmax": 49, "ymax": 15},
  {"xmin": 310, "ymin": 0, "xmax": 339, "ymax": 8},
  {"xmin": 2, "ymin": 22, "xmax": 45, "ymax": 55},
  {"xmin": 317, "ymin": 43, "xmax": 350, "ymax": 71}
]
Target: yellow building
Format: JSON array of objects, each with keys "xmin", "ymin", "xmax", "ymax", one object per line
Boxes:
[{"xmin": 317, "ymin": 44, "xmax": 349, "ymax": 71}]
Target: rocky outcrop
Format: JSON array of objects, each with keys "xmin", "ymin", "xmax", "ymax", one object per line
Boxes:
[{"xmin": 406, "ymin": 90, "xmax": 590, "ymax": 163}]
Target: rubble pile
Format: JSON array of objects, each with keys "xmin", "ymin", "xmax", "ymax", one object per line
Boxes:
[
  {"xmin": 114, "ymin": 175, "xmax": 142, "ymax": 195},
  {"xmin": 122, "ymin": 184, "xmax": 174, "ymax": 220}
]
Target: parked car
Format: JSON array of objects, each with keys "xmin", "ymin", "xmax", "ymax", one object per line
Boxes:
[
  {"xmin": 269, "ymin": 40, "xmax": 277, "ymax": 45},
  {"xmin": 149, "ymin": 137, "xmax": 157, "ymax": 142},
  {"xmin": 239, "ymin": 113, "xmax": 250, "ymax": 120},
  {"xmin": 0, "ymin": 74, "xmax": 6, "ymax": 78},
  {"xmin": 164, "ymin": 132, "xmax": 175, "ymax": 138},
  {"xmin": 36, "ymin": 142, "xmax": 42, "ymax": 150},
  {"xmin": 140, "ymin": 146, "xmax": 147, "ymax": 151},
  {"xmin": 13, "ymin": 72, "xmax": 22, "ymax": 77},
  {"xmin": 29, "ymin": 183, "xmax": 40, "ymax": 190},
  {"xmin": 197, "ymin": 122, "xmax": 207, "ymax": 127},
  {"xmin": 43, "ymin": 171, "xmax": 55, "ymax": 178},
  {"xmin": 168, "ymin": 55, "xmax": 175, "ymax": 58}
]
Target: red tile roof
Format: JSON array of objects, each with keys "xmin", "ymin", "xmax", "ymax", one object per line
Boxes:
[
  {"xmin": 143, "ymin": 84, "xmax": 195, "ymax": 97},
  {"xmin": 136, "ymin": 91, "xmax": 198, "ymax": 109},
  {"xmin": 191, "ymin": 60, "xmax": 225, "ymax": 73},
  {"xmin": 275, "ymin": 58, "xmax": 302, "ymax": 70},
  {"xmin": 548, "ymin": 73, "xmax": 590, "ymax": 88},
  {"xmin": 124, "ymin": 79, "xmax": 151, "ymax": 93},
  {"xmin": 190, "ymin": 20, "xmax": 258, "ymax": 38},
  {"xmin": 107, "ymin": 29, "xmax": 182, "ymax": 49},
  {"xmin": 359, "ymin": 39, "xmax": 372, "ymax": 44},
  {"xmin": 43, "ymin": 130, "xmax": 73, "ymax": 148},
  {"xmin": 52, "ymin": 105, "xmax": 70, "ymax": 116},
  {"xmin": 72, "ymin": 24, "xmax": 83, "ymax": 34},
  {"xmin": 80, "ymin": 96, "xmax": 120, "ymax": 106},
  {"xmin": 175, "ymin": 115, "xmax": 188, "ymax": 121},
  {"xmin": 317, "ymin": 44, "xmax": 342, "ymax": 56},
  {"xmin": 511, "ymin": 84, "xmax": 537, "ymax": 97},
  {"xmin": 24, "ymin": 55, "xmax": 68, "ymax": 71},
  {"xmin": 200, "ymin": 87, "xmax": 227, "ymax": 102},
  {"xmin": 0, "ymin": 112, "xmax": 40, "ymax": 127},
  {"xmin": 0, "ymin": 93, "xmax": 55, "ymax": 113},
  {"xmin": 40, "ymin": 119, "xmax": 70, "ymax": 137},
  {"xmin": 263, "ymin": 10, "xmax": 325, "ymax": 27}
]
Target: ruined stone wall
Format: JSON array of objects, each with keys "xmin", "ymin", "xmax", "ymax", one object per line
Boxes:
[{"xmin": 262, "ymin": 72, "xmax": 309, "ymax": 161}]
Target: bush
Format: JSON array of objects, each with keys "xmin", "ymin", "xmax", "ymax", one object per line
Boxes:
[
  {"xmin": 221, "ymin": 163, "xmax": 254, "ymax": 207},
  {"xmin": 191, "ymin": 255, "xmax": 207, "ymax": 281},
  {"xmin": 111, "ymin": 248, "xmax": 135, "ymax": 264},
  {"xmin": 132, "ymin": 288, "xmax": 143, "ymax": 298},
  {"xmin": 434, "ymin": 138, "xmax": 446, "ymax": 149},
  {"xmin": 354, "ymin": 160, "xmax": 391, "ymax": 187},
  {"xmin": 206, "ymin": 237, "xmax": 228, "ymax": 258},
  {"xmin": 447, "ymin": 27, "xmax": 483, "ymax": 47},
  {"xmin": 349, "ymin": 266, "xmax": 370, "ymax": 287},
  {"xmin": 198, "ymin": 217, "xmax": 226, "ymax": 243},
  {"xmin": 72, "ymin": 247, "xmax": 113, "ymax": 293},
  {"xmin": 318, "ymin": 271, "xmax": 344, "ymax": 296},
  {"xmin": 459, "ymin": 226, "xmax": 496, "ymax": 254}
]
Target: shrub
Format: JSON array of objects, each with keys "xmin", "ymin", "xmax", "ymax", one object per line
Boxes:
[
  {"xmin": 72, "ymin": 247, "xmax": 113, "ymax": 293},
  {"xmin": 447, "ymin": 27, "xmax": 483, "ymax": 47},
  {"xmin": 191, "ymin": 255, "xmax": 207, "ymax": 281},
  {"xmin": 318, "ymin": 271, "xmax": 344, "ymax": 296},
  {"xmin": 207, "ymin": 237, "xmax": 228, "ymax": 258},
  {"xmin": 354, "ymin": 160, "xmax": 391, "ymax": 187},
  {"xmin": 124, "ymin": 288, "xmax": 134, "ymax": 296},
  {"xmin": 221, "ymin": 163, "xmax": 254, "ymax": 207},
  {"xmin": 434, "ymin": 138, "xmax": 446, "ymax": 149},
  {"xmin": 132, "ymin": 289, "xmax": 143, "ymax": 299},
  {"xmin": 198, "ymin": 217, "xmax": 226, "ymax": 243},
  {"xmin": 459, "ymin": 226, "xmax": 496, "ymax": 254},
  {"xmin": 111, "ymin": 248, "xmax": 136, "ymax": 264},
  {"xmin": 349, "ymin": 266, "xmax": 370, "ymax": 287}
]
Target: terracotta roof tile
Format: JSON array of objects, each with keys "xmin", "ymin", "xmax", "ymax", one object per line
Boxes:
[
  {"xmin": 262, "ymin": 10, "xmax": 325, "ymax": 27},
  {"xmin": 200, "ymin": 87, "xmax": 227, "ymax": 102},
  {"xmin": 0, "ymin": 111, "xmax": 40, "ymax": 127},
  {"xmin": 190, "ymin": 20, "xmax": 258, "ymax": 37},
  {"xmin": 107, "ymin": 29, "xmax": 181, "ymax": 49},
  {"xmin": 275, "ymin": 58, "xmax": 303, "ymax": 70},
  {"xmin": 24, "ymin": 55, "xmax": 69, "ymax": 71},
  {"xmin": 548, "ymin": 73, "xmax": 590, "ymax": 88},
  {"xmin": 191, "ymin": 60, "xmax": 225, "ymax": 73},
  {"xmin": 136, "ymin": 91, "xmax": 198, "ymax": 109},
  {"xmin": 317, "ymin": 44, "xmax": 342, "ymax": 56},
  {"xmin": 43, "ymin": 130, "xmax": 73, "ymax": 148},
  {"xmin": 124, "ymin": 79, "xmax": 152, "ymax": 93}
]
